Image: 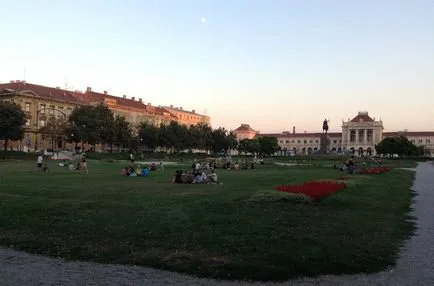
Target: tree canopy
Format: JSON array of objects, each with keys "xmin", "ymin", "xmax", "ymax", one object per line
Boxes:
[
  {"xmin": 375, "ymin": 136, "xmax": 425, "ymax": 157},
  {"xmin": 0, "ymin": 101, "xmax": 27, "ymax": 150}
]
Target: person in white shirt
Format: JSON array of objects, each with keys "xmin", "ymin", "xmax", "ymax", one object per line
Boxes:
[{"xmin": 37, "ymin": 155, "xmax": 43, "ymax": 171}]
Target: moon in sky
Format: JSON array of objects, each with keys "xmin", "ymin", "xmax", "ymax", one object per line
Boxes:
[{"xmin": 201, "ymin": 17, "xmax": 206, "ymax": 23}]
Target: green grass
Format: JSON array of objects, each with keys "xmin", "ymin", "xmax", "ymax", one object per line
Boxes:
[{"xmin": 0, "ymin": 160, "xmax": 416, "ymax": 281}]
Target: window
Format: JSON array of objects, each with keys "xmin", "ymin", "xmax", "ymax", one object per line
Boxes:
[
  {"xmin": 49, "ymin": 105, "xmax": 55, "ymax": 115},
  {"xmin": 426, "ymin": 139, "xmax": 431, "ymax": 144},
  {"xmin": 66, "ymin": 108, "xmax": 72, "ymax": 116},
  {"xmin": 25, "ymin": 103, "xmax": 31, "ymax": 112},
  {"xmin": 291, "ymin": 140, "xmax": 295, "ymax": 143},
  {"xmin": 309, "ymin": 140, "xmax": 313, "ymax": 143},
  {"xmin": 333, "ymin": 140, "xmax": 337, "ymax": 144},
  {"xmin": 303, "ymin": 140, "xmax": 307, "ymax": 144},
  {"xmin": 315, "ymin": 140, "xmax": 319, "ymax": 143},
  {"xmin": 285, "ymin": 140, "xmax": 289, "ymax": 143},
  {"xmin": 58, "ymin": 107, "xmax": 65, "ymax": 118},
  {"xmin": 280, "ymin": 140, "xmax": 283, "ymax": 143},
  {"xmin": 418, "ymin": 139, "xmax": 423, "ymax": 143},
  {"xmin": 39, "ymin": 120, "xmax": 45, "ymax": 127},
  {"xmin": 25, "ymin": 119, "xmax": 30, "ymax": 127},
  {"xmin": 40, "ymin": 104, "xmax": 46, "ymax": 114},
  {"xmin": 297, "ymin": 140, "xmax": 301, "ymax": 143}
]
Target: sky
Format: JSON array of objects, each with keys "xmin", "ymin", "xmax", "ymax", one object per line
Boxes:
[{"xmin": 1, "ymin": 0, "xmax": 433, "ymax": 133}]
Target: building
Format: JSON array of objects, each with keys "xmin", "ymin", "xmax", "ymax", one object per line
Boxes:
[
  {"xmin": 163, "ymin": 105, "xmax": 211, "ymax": 127},
  {"xmin": 233, "ymin": 124, "xmax": 258, "ymax": 140},
  {"xmin": 0, "ymin": 80, "xmax": 208, "ymax": 151},
  {"xmin": 233, "ymin": 111, "xmax": 434, "ymax": 156}
]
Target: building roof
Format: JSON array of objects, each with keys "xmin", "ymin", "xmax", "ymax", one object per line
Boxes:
[
  {"xmin": 383, "ymin": 131, "xmax": 434, "ymax": 137},
  {"xmin": 234, "ymin": 124, "xmax": 257, "ymax": 132},
  {"xmin": 163, "ymin": 106, "xmax": 208, "ymax": 117},
  {"xmin": 350, "ymin": 112, "xmax": 375, "ymax": 123},
  {"xmin": 0, "ymin": 81, "xmax": 84, "ymax": 104}
]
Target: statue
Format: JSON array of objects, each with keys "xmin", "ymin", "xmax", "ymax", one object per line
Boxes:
[{"xmin": 322, "ymin": 119, "xmax": 329, "ymax": 134}]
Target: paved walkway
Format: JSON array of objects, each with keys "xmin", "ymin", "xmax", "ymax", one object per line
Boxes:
[{"xmin": 1, "ymin": 163, "xmax": 433, "ymax": 286}]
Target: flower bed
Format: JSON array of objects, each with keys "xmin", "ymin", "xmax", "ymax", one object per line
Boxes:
[
  {"xmin": 276, "ymin": 181, "xmax": 346, "ymax": 200},
  {"xmin": 359, "ymin": 167, "xmax": 390, "ymax": 174}
]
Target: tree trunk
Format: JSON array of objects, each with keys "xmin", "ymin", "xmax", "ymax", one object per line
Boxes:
[{"xmin": 3, "ymin": 139, "xmax": 8, "ymax": 151}]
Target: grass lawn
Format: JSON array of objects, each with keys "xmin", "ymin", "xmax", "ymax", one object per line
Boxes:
[{"xmin": 0, "ymin": 159, "xmax": 416, "ymax": 281}]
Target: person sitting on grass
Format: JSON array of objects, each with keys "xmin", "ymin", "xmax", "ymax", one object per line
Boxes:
[
  {"xmin": 208, "ymin": 170, "xmax": 222, "ymax": 184},
  {"xmin": 42, "ymin": 163, "xmax": 50, "ymax": 172},
  {"xmin": 121, "ymin": 166, "xmax": 130, "ymax": 176},
  {"xmin": 150, "ymin": 162, "xmax": 157, "ymax": 171},
  {"xmin": 128, "ymin": 166, "xmax": 137, "ymax": 176},
  {"xmin": 142, "ymin": 166, "xmax": 150, "ymax": 177},
  {"xmin": 172, "ymin": 170, "xmax": 183, "ymax": 184},
  {"xmin": 136, "ymin": 165, "xmax": 143, "ymax": 176}
]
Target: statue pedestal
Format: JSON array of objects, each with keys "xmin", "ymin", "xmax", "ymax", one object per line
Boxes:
[{"xmin": 318, "ymin": 134, "xmax": 330, "ymax": 154}]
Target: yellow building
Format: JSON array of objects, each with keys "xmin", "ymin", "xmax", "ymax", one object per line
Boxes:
[
  {"xmin": 163, "ymin": 105, "xmax": 211, "ymax": 127},
  {"xmin": 0, "ymin": 81, "xmax": 208, "ymax": 151},
  {"xmin": 0, "ymin": 81, "xmax": 82, "ymax": 151}
]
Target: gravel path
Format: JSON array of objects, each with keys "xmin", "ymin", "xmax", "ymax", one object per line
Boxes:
[{"xmin": 1, "ymin": 162, "xmax": 433, "ymax": 286}]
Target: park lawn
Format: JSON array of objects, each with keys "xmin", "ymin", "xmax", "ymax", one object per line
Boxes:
[{"xmin": 0, "ymin": 160, "xmax": 415, "ymax": 281}]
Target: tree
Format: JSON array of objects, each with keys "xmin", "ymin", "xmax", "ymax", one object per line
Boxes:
[
  {"xmin": 112, "ymin": 115, "xmax": 132, "ymax": 151},
  {"xmin": 375, "ymin": 136, "xmax": 421, "ymax": 157},
  {"xmin": 257, "ymin": 136, "xmax": 280, "ymax": 156},
  {"xmin": 39, "ymin": 117, "xmax": 67, "ymax": 150},
  {"xmin": 138, "ymin": 121, "xmax": 158, "ymax": 151},
  {"xmin": 68, "ymin": 104, "xmax": 115, "ymax": 148},
  {"xmin": 0, "ymin": 101, "xmax": 27, "ymax": 150}
]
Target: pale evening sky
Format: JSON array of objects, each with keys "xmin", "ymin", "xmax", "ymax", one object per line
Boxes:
[{"xmin": 1, "ymin": 0, "xmax": 433, "ymax": 133}]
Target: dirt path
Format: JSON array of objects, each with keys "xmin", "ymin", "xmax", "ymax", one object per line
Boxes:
[{"xmin": 1, "ymin": 162, "xmax": 433, "ymax": 285}]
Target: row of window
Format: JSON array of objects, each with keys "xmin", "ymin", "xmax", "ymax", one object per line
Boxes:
[
  {"xmin": 279, "ymin": 139, "xmax": 342, "ymax": 144},
  {"xmin": 411, "ymin": 139, "xmax": 431, "ymax": 144},
  {"xmin": 24, "ymin": 102, "xmax": 72, "ymax": 117}
]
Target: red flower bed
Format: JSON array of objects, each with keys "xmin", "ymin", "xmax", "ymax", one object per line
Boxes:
[
  {"xmin": 276, "ymin": 181, "xmax": 346, "ymax": 200},
  {"xmin": 359, "ymin": 167, "xmax": 390, "ymax": 174}
]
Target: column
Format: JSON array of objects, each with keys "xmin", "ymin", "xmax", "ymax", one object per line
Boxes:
[
  {"xmin": 355, "ymin": 129, "xmax": 359, "ymax": 144},
  {"xmin": 348, "ymin": 129, "xmax": 351, "ymax": 144},
  {"xmin": 364, "ymin": 129, "xmax": 368, "ymax": 143}
]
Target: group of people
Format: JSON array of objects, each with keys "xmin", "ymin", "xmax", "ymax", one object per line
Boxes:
[
  {"xmin": 120, "ymin": 162, "xmax": 163, "ymax": 177},
  {"xmin": 37, "ymin": 153, "xmax": 88, "ymax": 174},
  {"xmin": 172, "ymin": 169, "xmax": 221, "ymax": 184}
]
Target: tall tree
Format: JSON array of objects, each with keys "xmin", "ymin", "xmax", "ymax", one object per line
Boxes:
[
  {"xmin": 257, "ymin": 136, "xmax": 280, "ymax": 156},
  {"xmin": 138, "ymin": 121, "xmax": 159, "ymax": 151},
  {"xmin": 0, "ymin": 101, "xmax": 27, "ymax": 150},
  {"xmin": 113, "ymin": 115, "xmax": 132, "ymax": 151}
]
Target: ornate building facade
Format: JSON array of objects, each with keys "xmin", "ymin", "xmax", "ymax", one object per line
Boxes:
[
  {"xmin": 234, "ymin": 111, "xmax": 434, "ymax": 156},
  {"xmin": 0, "ymin": 80, "xmax": 209, "ymax": 151}
]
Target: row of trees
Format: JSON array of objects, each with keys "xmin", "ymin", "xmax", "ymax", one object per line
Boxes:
[
  {"xmin": 375, "ymin": 136, "xmax": 428, "ymax": 157},
  {"xmin": 0, "ymin": 101, "xmax": 279, "ymax": 155}
]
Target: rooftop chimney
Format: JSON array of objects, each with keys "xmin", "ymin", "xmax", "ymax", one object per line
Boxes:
[
  {"xmin": 56, "ymin": 86, "xmax": 60, "ymax": 89},
  {"xmin": 123, "ymin": 95, "xmax": 126, "ymax": 98},
  {"xmin": 86, "ymin": 87, "xmax": 92, "ymax": 92},
  {"xmin": 180, "ymin": 107, "xmax": 183, "ymax": 110},
  {"xmin": 192, "ymin": 109, "xmax": 195, "ymax": 113},
  {"xmin": 293, "ymin": 126, "xmax": 295, "ymax": 134},
  {"xmin": 10, "ymin": 80, "xmax": 14, "ymax": 83},
  {"xmin": 103, "ymin": 90, "xmax": 108, "ymax": 95},
  {"xmin": 147, "ymin": 102, "xmax": 151, "ymax": 106},
  {"xmin": 170, "ymin": 105, "xmax": 173, "ymax": 108},
  {"xmin": 131, "ymin": 97, "xmax": 135, "ymax": 101},
  {"xmin": 139, "ymin": 98, "xmax": 142, "ymax": 103}
]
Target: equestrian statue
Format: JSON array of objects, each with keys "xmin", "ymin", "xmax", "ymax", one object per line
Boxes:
[{"xmin": 322, "ymin": 119, "xmax": 329, "ymax": 134}]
